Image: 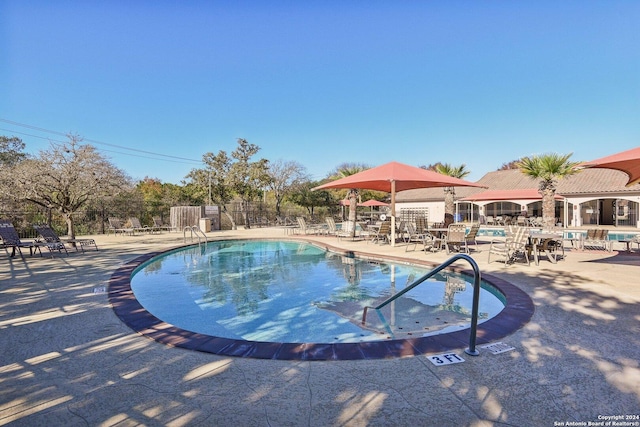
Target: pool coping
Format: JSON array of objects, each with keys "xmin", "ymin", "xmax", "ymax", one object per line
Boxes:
[{"xmin": 107, "ymin": 238, "xmax": 535, "ymax": 361}]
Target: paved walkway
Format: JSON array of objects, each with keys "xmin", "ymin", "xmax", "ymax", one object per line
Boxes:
[{"xmin": 1, "ymin": 228, "xmax": 639, "ymax": 426}]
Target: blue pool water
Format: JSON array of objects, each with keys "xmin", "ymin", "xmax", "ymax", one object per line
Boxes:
[{"xmin": 130, "ymin": 240, "xmax": 506, "ymax": 344}]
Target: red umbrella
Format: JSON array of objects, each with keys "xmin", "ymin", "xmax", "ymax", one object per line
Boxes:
[
  {"xmin": 580, "ymin": 146, "xmax": 640, "ymax": 187},
  {"xmin": 313, "ymin": 161, "xmax": 484, "ymax": 245}
]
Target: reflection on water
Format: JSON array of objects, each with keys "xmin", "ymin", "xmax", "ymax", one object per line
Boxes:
[{"xmin": 131, "ymin": 240, "xmax": 504, "ymax": 343}]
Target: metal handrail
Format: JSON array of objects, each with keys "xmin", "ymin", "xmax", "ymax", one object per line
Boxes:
[
  {"xmin": 361, "ymin": 253, "xmax": 483, "ymax": 356},
  {"xmin": 183, "ymin": 226, "xmax": 208, "ymax": 245}
]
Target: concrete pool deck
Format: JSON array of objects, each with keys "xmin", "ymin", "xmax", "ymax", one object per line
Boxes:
[{"xmin": 1, "ymin": 227, "xmax": 639, "ymax": 426}]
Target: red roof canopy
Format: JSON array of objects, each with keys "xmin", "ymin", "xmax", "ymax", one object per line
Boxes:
[
  {"xmin": 581, "ymin": 146, "xmax": 640, "ymax": 187},
  {"xmin": 359, "ymin": 199, "xmax": 389, "ymax": 207},
  {"xmin": 460, "ymin": 189, "xmax": 563, "ymax": 202}
]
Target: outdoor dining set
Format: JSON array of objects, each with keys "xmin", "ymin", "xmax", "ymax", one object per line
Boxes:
[{"xmin": 285, "ymin": 215, "xmax": 633, "ymax": 268}]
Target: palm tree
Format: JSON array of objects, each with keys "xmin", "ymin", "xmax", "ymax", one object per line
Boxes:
[
  {"xmin": 517, "ymin": 153, "xmax": 581, "ymax": 229},
  {"xmin": 331, "ymin": 163, "xmax": 369, "ymax": 238},
  {"xmin": 434, "ymin": 163, "xmax": 470, "ymax": 222}
]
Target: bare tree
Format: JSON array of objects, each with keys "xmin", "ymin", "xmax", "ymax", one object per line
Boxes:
[
  {"xmin": 266, "ymin": 159, "xmax": 308, "ymax": 217},
  {"xmin": 7, "ymin": 134, "xmax": 131, "ymax": 239}
]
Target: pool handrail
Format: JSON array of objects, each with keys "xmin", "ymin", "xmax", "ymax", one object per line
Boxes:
[
  {"xmin": 361, "ymin": 253, "xmax": 483, "ymax": 356},
  {"xmin": 183, "ymin": 226, "xmax": 208, "ymax": 245}
]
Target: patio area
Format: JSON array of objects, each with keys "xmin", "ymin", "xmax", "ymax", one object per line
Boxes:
[{"xmin": 1, "ymin": 227, "xmax": 639, "ymax": 426}]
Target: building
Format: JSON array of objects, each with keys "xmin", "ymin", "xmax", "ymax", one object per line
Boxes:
[{"xmin": 395, "ymin": 168, "xmax": 640, "ymax": 228}]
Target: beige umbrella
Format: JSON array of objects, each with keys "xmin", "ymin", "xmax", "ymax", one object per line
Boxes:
[{"xmin": 313, "ymin": 161, "xmax": 484, "ymax": 246}]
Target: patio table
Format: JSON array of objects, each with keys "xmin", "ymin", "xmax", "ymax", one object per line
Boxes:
[{"xmin": 528, "ymin": 232, "xmax": 564, "ymax": 265}]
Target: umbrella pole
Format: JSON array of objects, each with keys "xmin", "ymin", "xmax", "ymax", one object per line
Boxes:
[{"xmin": 391, "ymin": 180, "xmax": 396, "ymax": 247}]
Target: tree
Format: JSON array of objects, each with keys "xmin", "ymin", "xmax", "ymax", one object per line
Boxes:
[
  {"xmin": 265, "ymin": 159, "xmax": 308, "ymax": 218},
  {"xmin": 7, "ymin": 134, "xmax": 130, "ymax": 239},
  {"xmin": 0, "ymin": 136, "xmax": 27, "ymax": 166},
  {"xmin": 136, "ymin": 177, "xmax": 193, "ymax": 222},
  {"xmin": 228, "ymin": 139, "xmax": 271, "ymax": 229},
  {"xmin": 433, "ymin": 163, "xmax": 470, "ymax": 221},
  {"xmin": 185, "ymin": 149, "xmax": 235, "ymax": 226},
  {"xmin": 498, "ymin": 159, "xmax": 523, "ymax": 170},
  {"xmin": 185, "ymin": 138, "xmax": 270, "ymax": 229},
  {"xmin": 288, "ymin": 181, "xmax": 333, "ymax": 216},
  {"xmin": 328, "ymin": 163, "xmax": 370, "ymax": 238},
  {"xmin": 517, "ymin": 153, "xmax": 581, "ymax": 229}
]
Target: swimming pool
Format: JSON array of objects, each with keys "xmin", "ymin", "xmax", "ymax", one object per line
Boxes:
[{"xmin": 109, "ymin": 239, "xmax": 534, "ymax": 360}]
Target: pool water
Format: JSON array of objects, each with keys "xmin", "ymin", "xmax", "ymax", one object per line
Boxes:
[{"xmin": 131, "ymin": 240, "xmax": 505, "ymax": 344}]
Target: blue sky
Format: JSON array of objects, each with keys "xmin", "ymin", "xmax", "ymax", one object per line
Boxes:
[{"xmin": 2, "ymin": 1, "xmax": 639, "ymax": 184}]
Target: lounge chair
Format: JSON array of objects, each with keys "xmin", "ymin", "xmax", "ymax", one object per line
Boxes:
[
  {"xmin": 33, "ymin": 224, "xmax": 98, "ymax": 253},
  {"xmin": 488, "ymin": 226, "xmax": 531, "ymax": 266},
  {"xmin": 0, "ymin": 220, "xmax": 47, "ymax": 258},
  {"xmin": 129, "ymin": 217, "xmax": 151, "ymax": 234},
  {"xmin": 108, "ymin": 218, "xmax": 134, "ymax": 236},
  {"xmin": 325, "ymin": 217, "xmax": 338, "ymax": 236},
  {"xmin": 152, "ymin": 217, "xmax": 173, "ymax": 232},
  {"xmin": 336, "ymin": 221, "xmax": 365, "ymax": 241},
  {"xmin": 582, "ymin": 229, "xmax": 612, "ymax": 251},
  {"xmin": 295, "ymin": 217, "xmax": 323, "ymax": 235}
]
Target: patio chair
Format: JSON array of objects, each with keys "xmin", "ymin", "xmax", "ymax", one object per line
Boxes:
[
  {"xmin": 129, "ymin": 217, "xmax": 151, "ymax": 234},
  {"xmin": 443, "ymin": 223, "xmax": 469, "ymax": 254},
  {"xmin": 415, "ymin": 216, "xmax": 428, "ymax": 233},
  {"xmin": 405, "ymin": 222, "xmax": 440, "ymax": 252},
  {"xmin": 0, "ymin": 220, "xmax": 46, "ymax": 258},
  {"xmin": 152, "ymin": 217, "xmax": 173, "ymax": 232},
  {"xmin": 356, "ymin": 222, "xmax": 372, "ymax": 241},
  {"xmin": 396, "ymin": 220, "xmax": 408, "ymax": 243},
  {"xmin": 485, "ymin": 216, "xmax": 495, "ymax": 226},
  {"xmin": 488, "ymin": 226, "xmax": 531, "ymax": 266},
  {"xmin": 530, "ymin": 232, "xmax": 564, "ymax": 264},
  {"xmin": 33, "ymin": 224, "xmax": 98, "ymax": 253},
  {"xmin": 108, "ymin": 218, "xmax": 134, "ymax": 236},
  {"xmin": 370, "ymin": 220, "xmax": 391, "ymax": 244},
  {"xmin": 464, "ymin": 223, "xmax": 481, "ymax": 252}
]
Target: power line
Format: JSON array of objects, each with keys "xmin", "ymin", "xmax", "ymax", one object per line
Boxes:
[
  {"xmin": 0, "ymin": 127, "xmax": 203, "ymax": 165},
  {"xmin": 0, "ymin": 118, "xmax": 204, "ymax": 164}
]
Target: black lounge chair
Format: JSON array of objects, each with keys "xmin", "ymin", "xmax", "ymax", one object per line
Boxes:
[
  {"xmin": 0, "ymin": 220, "xmax": 46, "ymax": 258},
  {"xmin": 33, "ymin": 224, "xmax": 98, "ymax": 253}
]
